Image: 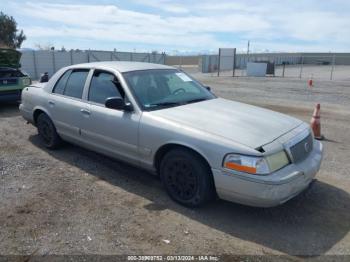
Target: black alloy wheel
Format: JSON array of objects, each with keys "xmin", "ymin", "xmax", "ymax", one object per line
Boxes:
[{"xmin": 160, "ymin": 148, "xmax": 215, "ymax": 207}]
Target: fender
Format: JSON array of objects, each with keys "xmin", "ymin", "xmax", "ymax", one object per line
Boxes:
[
  {"xmin": 152, "ymin": 140, "xmax": 213, "ymax": 171},
  {"xmin": 32, "ymin": 105, "xmax": 53, "ymax": 124}
]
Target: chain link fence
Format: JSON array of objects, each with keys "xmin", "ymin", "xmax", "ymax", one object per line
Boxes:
[
  {"xmin": 275, "ymin": 55, "xmax": 347, "ymax": 80},
  {"xmin": 201, "ymin": 53, "xmax": 350, "ymax": 81}
]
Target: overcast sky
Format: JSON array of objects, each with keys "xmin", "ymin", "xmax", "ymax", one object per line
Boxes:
[{"xmin": 2, "ymin": 0, "xmax": 350, "ymax": 53}]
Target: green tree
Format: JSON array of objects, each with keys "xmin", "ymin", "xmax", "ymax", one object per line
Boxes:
[{"xmin": 0, "ymin": 11, "xmax": 26, "ymax": 48}]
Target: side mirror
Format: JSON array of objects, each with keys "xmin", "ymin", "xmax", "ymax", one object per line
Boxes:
[
  {"xmin": 105, "ymin": 97, "xmax": 133, "ymax": 111},
  {"xmin": 205, "ymin": 86, "xmax": 211, "ymax": 91}
]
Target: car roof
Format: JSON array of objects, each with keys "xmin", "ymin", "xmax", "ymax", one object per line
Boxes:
[{"xmin": 67, "ymin": 61, "xmax": 175, "ymax": 73}]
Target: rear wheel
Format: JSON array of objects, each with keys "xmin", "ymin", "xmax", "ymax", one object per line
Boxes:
[
  {"xmin": 160, "ymin": 148, "xmax": 215, "ymax": 207},
  {"xmin": 37, "ymin": 113, "xmax": 62, "ymax": 149}
]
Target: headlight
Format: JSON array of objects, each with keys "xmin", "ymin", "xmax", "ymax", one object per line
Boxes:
[
  {"xmin": 22, "ymin": 78, "xmax": 31, "ymax": 86},
  {"xmin": 265, "ymin": 151, "xmax": 290, "ymax": 172},
  {"xmin": 223, "ymin": 151, "xmax": 290, "ymax": 175}
]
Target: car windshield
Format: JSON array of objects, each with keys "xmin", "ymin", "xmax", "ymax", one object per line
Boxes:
[{"xmin": 123, "ymin": 69, "xmax": 215, "ymax": 110}]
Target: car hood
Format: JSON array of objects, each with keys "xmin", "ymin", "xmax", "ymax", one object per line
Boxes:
[
  {"xmin": 150, "ymin": 98, "xmax": 302, "ymax": 149},
  {"xmin": 0, "ymin": 48, "xmax": 21, "ymax": 68}
]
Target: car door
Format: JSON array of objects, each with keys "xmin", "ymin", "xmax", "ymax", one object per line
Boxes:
[
  {"xmin": 80, "ymin": 69, "xmax": 141, "ymax": 164},
  {"xmin": 48, "ymin": 68, "xmax": 91, "ymax": 142}
]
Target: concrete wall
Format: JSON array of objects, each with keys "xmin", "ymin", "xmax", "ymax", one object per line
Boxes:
[{"xmin": 20, "ymin": 50, "xmax": 166, "ymax": 79}]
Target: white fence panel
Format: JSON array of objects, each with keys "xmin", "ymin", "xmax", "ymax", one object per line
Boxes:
[
  {"xmin": 35, "ymin": 51, "xmax": 55, "ymax": 78},
  {"xmin": 20, "ymin": 50, "xmax": 166, "ymax": 79},
  {"xmin": 116, "ymin": 52, "xmax": 132, "ymax": 61},
  {"xmin": 54, "ymin": 51, "xmax": 71, "ymax": 71},
  {"xmin": 72, "ymin": 51, "xmax": 88, "ymax": 64},
  {"xmin": 20, "ymin": 51, "xmax": 36, "ymax": 78},
  {"xmin": 90, "ymin": 51, "xmax": 111, "ymax": 62}
]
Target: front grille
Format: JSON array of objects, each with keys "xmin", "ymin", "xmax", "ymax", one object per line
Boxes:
[
  {"xmin": 290, "ymin": 133, "xmax": 313, "ymax": 163},
  {"xmin": 0, "ymin": 78, "xmax": 18, "ymax": 86}
]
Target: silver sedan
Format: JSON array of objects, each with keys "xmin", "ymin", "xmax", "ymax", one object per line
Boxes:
[{"xmin": 19, "ymin": 62, "xmax": 323, "ymax": 207}]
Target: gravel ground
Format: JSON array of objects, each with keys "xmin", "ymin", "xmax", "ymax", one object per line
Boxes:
[{"xmin": 1, "ymin": 73, "xmax": 350, "ymax": 260}]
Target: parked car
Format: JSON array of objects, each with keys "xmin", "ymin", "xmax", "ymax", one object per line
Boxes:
[
  {"xmin": 19, "ymin": 62, "xmax": 323, "ymax": 207},
  {"xmin": 0, "ymin": 48, "xmax": 31, "ymax": 102}
]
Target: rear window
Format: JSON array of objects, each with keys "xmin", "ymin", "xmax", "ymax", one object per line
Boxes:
[
  {"xmin": 64, "ymin": 70, "xmax": 89, "ymax": 99},
  {"xmin": 53, "ymin": 70, "xmax": 71, "ymax": 94},
  {"xmin": 53, "ymin": 69, "xmax": 89, "ymax": 98}
]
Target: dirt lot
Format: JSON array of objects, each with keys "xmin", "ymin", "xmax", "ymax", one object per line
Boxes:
[{"xmin": 1, "ymin": 73, "xmax": 350, "ymax": 260}]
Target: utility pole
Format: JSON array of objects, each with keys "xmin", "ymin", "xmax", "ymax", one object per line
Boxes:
[
  {"xmin": 217, "ymin": 48, "xmax": 221, "ymax": 77},
  {"xmin": 330, "ymin": 54, "xmax": 336, "ymax": 80},
  {"xmin": 247, "ymin": 40, "xmax": 250, "ymax": 65}
]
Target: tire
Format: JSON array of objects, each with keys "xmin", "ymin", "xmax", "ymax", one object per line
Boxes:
[
  {"xmin": 160, "ymin": 148, "xmax": 215, "ymax": 207},
  {"xmin": 37, "ymin": 113, "xmax": 62, "ymax": 149}
]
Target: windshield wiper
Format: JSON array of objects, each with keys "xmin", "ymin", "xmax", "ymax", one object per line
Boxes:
[
  {"xmin": 149, "ymin": 98, "xmax": 207, "ymax": 108},
  {"xmin": 185, "ymin": 98, "xmax": 208, "ymax": 104},
  {"xmin": 148, "ymin": 101, "xmax": 183, "ymax": 108}
]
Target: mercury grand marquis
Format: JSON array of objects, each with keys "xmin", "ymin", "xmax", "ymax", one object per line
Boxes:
[{"xmin": 19, "ymin": 62, "xmax": 323, "ymax": 207}]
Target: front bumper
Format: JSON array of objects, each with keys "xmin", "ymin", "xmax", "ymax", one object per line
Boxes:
[
  {"xmin": 19, "ymin": 103, "xmax": 34, "ymax": 124},
  {"xmin": 0, "ymin": 89, "xmax": 22, "ymax": 102},
  {"xmin": 212, "ymin": 140, "xmax": 323, "ymax": 207}
]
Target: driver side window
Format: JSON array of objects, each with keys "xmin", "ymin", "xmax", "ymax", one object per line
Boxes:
[{"xmin": 88, "ymin": 70, "xmax": 123, "ymax": 105}]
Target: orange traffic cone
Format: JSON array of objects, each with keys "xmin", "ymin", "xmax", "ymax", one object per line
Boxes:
[{"xmin": 310, "ymin": 103, "xmax": 324, "ymax": 140}]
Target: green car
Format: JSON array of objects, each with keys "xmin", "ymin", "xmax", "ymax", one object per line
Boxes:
[{"xmin": 0, "ymin": 48, "xmax": 31, "ymax": 102}]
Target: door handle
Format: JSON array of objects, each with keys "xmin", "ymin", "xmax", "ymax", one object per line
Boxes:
[
  {"xmin": 48, "ymin": 100, "xmax": 55, "ymax": 107},
  {"xmin": 80, "ymin": 109, "xmax": 91, "ymax": 116}
]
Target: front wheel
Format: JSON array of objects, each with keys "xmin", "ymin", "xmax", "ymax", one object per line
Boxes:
[
  {"xmin": 160, "ymin": 148, "xmax": 215, "ymax": 207},
  {"xmin": 37, "ymin": 113, "xmax": 62, "ymax": 149}
]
